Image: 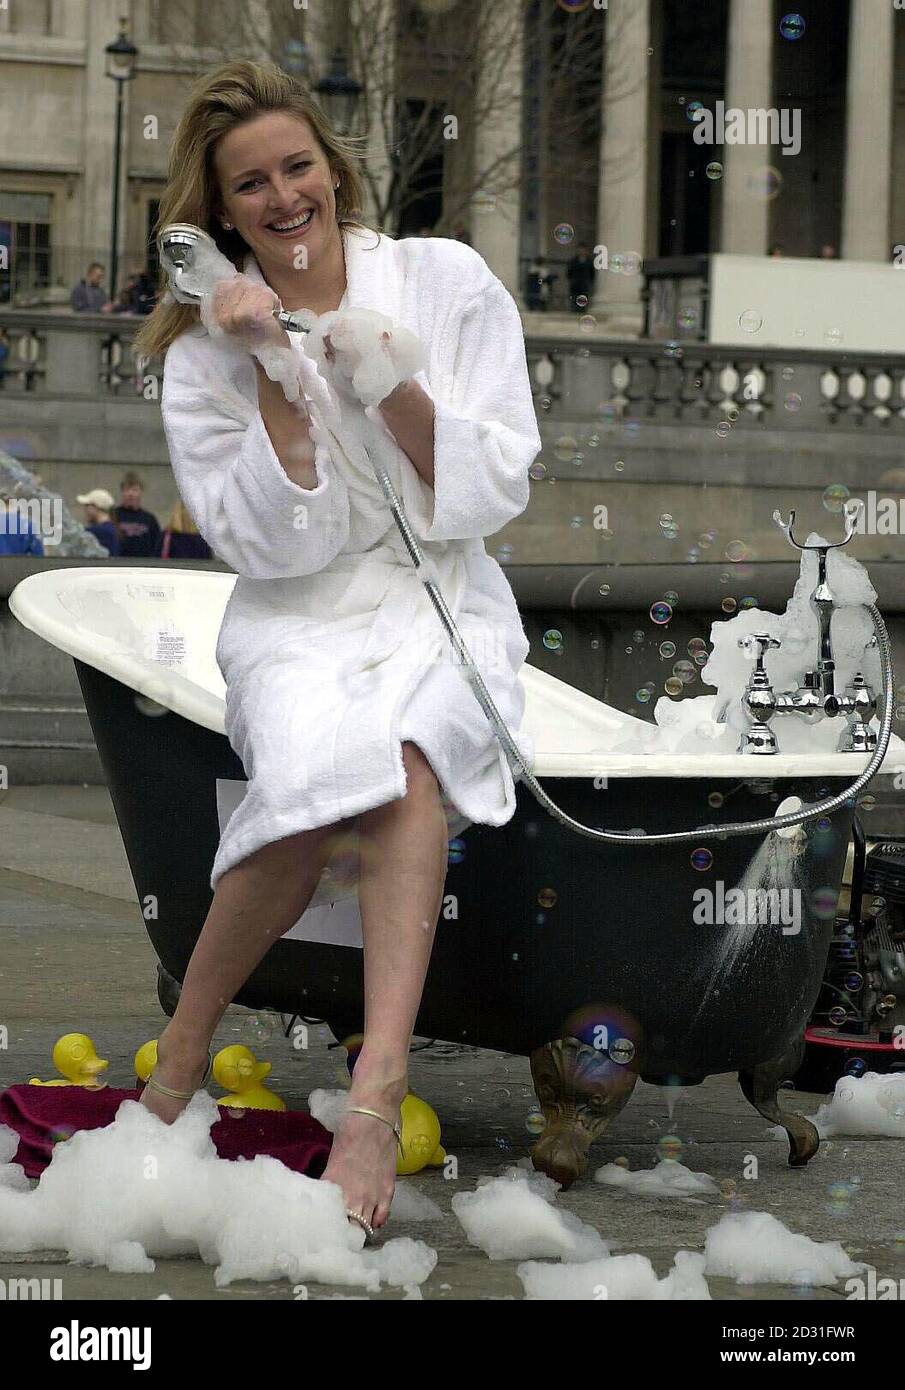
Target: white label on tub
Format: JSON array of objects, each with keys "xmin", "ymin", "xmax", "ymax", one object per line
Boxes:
[
  {"xmin": 145, "ymin": 623, "xmax": 186, "ymax": 667},
  {"xmin": 215, "ymin": 778, "xmax": 364, "ymax": 948},
  {"xmin": 127, "ymin": 583, "xmax": 175, "ymax": 602}
]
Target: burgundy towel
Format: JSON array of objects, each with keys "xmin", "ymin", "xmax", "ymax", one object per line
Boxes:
[{"xmin": 0, "ymin": 1085, "xmax": 332, "ymax": 1180}]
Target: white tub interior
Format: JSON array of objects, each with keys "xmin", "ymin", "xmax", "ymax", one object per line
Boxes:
[{"xmin": 9, "ymin": 566, "xmax": 902, "ymax": 779}]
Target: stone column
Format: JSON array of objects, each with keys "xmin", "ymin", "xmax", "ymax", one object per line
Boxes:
[
  {"xmin": 591, "ymin": 0, "xmax": 651, "ymax": 334},
  {"xmin": 841, "ymin": 0, "xmax": 895, "ymax": 261},
  {"xmin": 469, "ymin": 1, "xmax": 524, "ymax": 298},
  {"xmin": 720, "ymin": 0, "xmax": 773, "ymax": 255}
]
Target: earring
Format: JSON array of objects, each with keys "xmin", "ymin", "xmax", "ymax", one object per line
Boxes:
[{"xmin": 223, "ymin": 221, "xmax": 232, "ymax": 230}]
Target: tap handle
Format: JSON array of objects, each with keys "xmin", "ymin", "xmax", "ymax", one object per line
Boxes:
[
  {"xmin": 738, "ymin": 632, "xmax": 781, "ymax": 672},
  {"xmin": 275, "ymin": 307, "xmax": 317, "ymax": 335},
  {"xmin": 773, "ymin": 498, "xmax": 864, "ymax": 552}
]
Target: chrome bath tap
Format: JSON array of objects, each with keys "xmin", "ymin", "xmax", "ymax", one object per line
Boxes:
[{"xmin": 738, "ymin": 501, "xmax": 878, "ymax": 754}]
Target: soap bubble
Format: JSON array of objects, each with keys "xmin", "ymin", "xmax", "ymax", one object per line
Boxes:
[
  {"xmin": 828, "ymin": 1006, "xmax": 847, "ymax": 1027},
  {"xmin": 525, "ymin": 1108, "xmax": 546, "ymax": 1135},
  {"xmin": 673, "ymin": 660, "xmax": 697, "ymax": 684},
  {"xmin": 678, "ymin": 307, "xmax": 698, "ymax": 328},
  {"xmin": 537, "ymin": 887, "xmax": 557, "ymax": 908},
  {"xmin": 614, "ymin": 1155, "xmax": 630, "ymax": 1169},
  {"xmin": 739, "ymin": 309, "xmax": 763, "ymax": 334},
  {"xmin": 622, "ymin": 252, "xmax": 642, "ymax": 276},
  {"xmin": 705, "ymin": 161, "xmax": 723, "ymax": 180},
  {"xmin": 636, "ymin": 688, "xmax": 652, "ymax": 703},
  {"xmin": 247, "ymin": 1014, "xmax": 274, "ymax": 1043},
  {"xmin": 739, "ymin": 596, "xmax": 758, "ymax": 610},
  {"xmin": 716, "ymin": 422, "xmax": 732, "ymax": 439},
  {"xmin": 822, "ymin": 483, "xmax": 849, "ymax": 512},
  {"xmin": 721, "ymin": 597, "xmax": 738, "ymax": 613},
  {"xmin": 697, "ymin": 531, "xmax": 716, "ymax": 548},
  {"xmin": 599, "ymin": 583, "xmax": 611, "ymax": 596},
  {"xmin": 556, "ymin": 0, "xmax": 592, "ymax": 10},
  {"xmin": 685, "ymin": 100, "xmax": 703, "ymax": 121},
  {"xmin": 811, "ymin": 886, "xmax": 839, "ymax": 920},
  {"xmin": 569, "ymin": 515, "xmax": 584, "ymax": 528},
  {"xmin": 687, "ymin": 637, "xmax": 708, "ymax": 659},
  {"xmin": 614, "ymin": 459, "xmax": 626, "ymax": 471},
  {"xmin": 579, "ymin": 314, "xmax": 597, "ymax": 333},
  {"xmin": 708, "ymin": 791, "xmax": 724, "ymax": 808},
  {"xmin": 659, "ymin": 512, "xmax": 674, "ymax": 527},
  {"xmin": 538, "ymin": 395, "xmax": 552, "ymax": 411},
  {"xmin": 664, "ymin": 676, "xmax": 684, "ymax": 696},
  {"xmin": 600, "ymin": 527, "xmax": 614, "ymax": 540},
  {"xmin": 746, "ymin": 166, "xmax": 782, "ymax": 201},
  {"xmin": 448, "ymin": 837, "xmax": 466, "ymax": 864},
  {"xmin": 659, "ymin": 640, "xmax": 677, "ymax": 659},
  {"xmin": 691, "ymin": 847, "xmax": 713, "ymax": 871},
  {"xmin": 824, "ymin": 326, "xmax": 843, "ymax": 346},
  {"xmin": 844, "ymin": 972, "xmax": 863, "ymax": 992},
  {"xmin": 529, "ymin": 461, "xmax": 547, "ymax": 480},
  {"xmin": 784, "ymin": 392, "xmax": 802, "ymax": 412},
  {"xmin": 661, "ymin": 521, "xmax": 680, "ymax": 539},
  {"xmin": 134, "ymin": 693, "xmax": 168, "ymax": 718},
  {"xmin": 780, "ymin": 12, "xmax": 806, "ymax": 40},
  {"xmin": 658, "ymin": 1134, "xmax": 683, "ymax": 1159},
  {"xmin": 664, "ymin": 591, "xmax": 678, "ymax": 604},
  {"xmin": 663, "ymin": 341, "xmax": 683, "ymax": 359},
  {"xmin": 650, "ymin": 601, "xmax": 673, "ymax": 625},
  {"xmin": 844, "ymin": 1057, "xmax": 866, "ymax": 1078},
  {"xmin": 632, "ymin": 629, "xmax": 646, "ymax": 643},
  {"xmin": 725, "ymin": 540, "xmax": 747, "ymax": 561},
  {"xmin": 543, "ymin": 629, "xmax": 563, "ymax": 650},
  {"xmin": 609, "ymin": 1037, "xmax": 635, "ymax": 1065},
  {"xmin": 576, "ymin": 293, "xmax": 589, "ymax": 309},
  {"xmin": 555, "ymin": 435, "xmax": 579, "ymax": 461},
  {"xmin": 553, "ymin": 222, "xmax": 574, "ymax": 245}
]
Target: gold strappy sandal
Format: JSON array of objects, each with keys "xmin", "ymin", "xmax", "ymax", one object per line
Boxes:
[
  {"xmin": 343, "ymin": 1105, "xmax": 405, "ymax": 1244},
  {"xmin": 143, "ymin": 1050, "xmax": 213, "ymax": 1101}
]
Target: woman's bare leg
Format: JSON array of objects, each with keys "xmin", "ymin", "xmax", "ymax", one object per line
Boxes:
[
  {"xmin": 320, "ymin": 742, "xmax": 449, "ymax": 1230},
  {"xmin": 140, "ymin": 819, "xmax": 345, "ymax": 1122}
]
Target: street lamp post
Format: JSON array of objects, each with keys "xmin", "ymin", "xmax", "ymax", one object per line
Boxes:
[
  {"xmin": 314, "ymin": 49, "xmax": 362, "ymax": 134},
  {"xmin": 104, "ymin": 17, "xmax": 138, "ymax": 308}
]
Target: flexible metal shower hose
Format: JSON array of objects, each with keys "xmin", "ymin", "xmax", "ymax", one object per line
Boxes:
[{"xmin": 369, "ymin": 448, "xmax": 896, "ymax": 846}]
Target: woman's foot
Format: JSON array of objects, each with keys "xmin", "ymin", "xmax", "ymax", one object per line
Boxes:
[
  {"xmin": 320, "ymin": 1049, "xmax": 408, "ymax": 1234},
  {"xmin": 138, "ymin": 1029, "xmax": 212, "ymax": 1125}
]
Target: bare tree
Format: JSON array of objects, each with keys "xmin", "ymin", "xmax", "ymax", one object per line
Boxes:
[{"xmin": 154, "ymin": 0, "xmax": 638, "ymax": 239}]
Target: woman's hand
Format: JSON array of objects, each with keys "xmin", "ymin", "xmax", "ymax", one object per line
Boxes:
[
  {"xmin": 309, "ymin": 309, "xmax": 424, "ymax": 408},
  {"xmin": 205, "ymin": 275, "xmax": 291, "ymax": 353}
]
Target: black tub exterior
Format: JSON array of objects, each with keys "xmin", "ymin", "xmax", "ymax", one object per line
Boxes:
[{"xmin": 76, "ymin": 659, "xmax": 853, "ymax": 1082}]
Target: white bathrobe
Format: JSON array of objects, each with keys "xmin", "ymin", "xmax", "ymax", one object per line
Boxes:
[{"xmin": 160, "ymin": 226, "xmax": 542, "ymax": 900}]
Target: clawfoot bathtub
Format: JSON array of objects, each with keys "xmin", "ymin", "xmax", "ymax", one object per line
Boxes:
[{"xmin": 10, "ymin": 566, "xmax": 891, "ymax": 1186}]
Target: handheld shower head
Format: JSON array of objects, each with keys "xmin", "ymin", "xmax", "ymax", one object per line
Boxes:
[{"xmin": 156, "ymin": 222, "xmax": 316, "ymax": 334}]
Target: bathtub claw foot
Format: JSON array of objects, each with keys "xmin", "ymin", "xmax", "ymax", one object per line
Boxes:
[
  {"xmin": 529, "ymin": 1036, "xmax": 637, "ymax": 1188},
  {"xmin": 738, "ymin": 1045, "xmax": 820, "ymax": 1167}
]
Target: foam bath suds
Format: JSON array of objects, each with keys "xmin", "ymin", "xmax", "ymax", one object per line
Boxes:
[
  {"xmin": 703, "ymin": 1210, "xmax": 866, "ymax": 1285},
  {"xmin": 795, "ymin": 1071, "xmax": 905, "ymax": 1140},
  {"xmin": 517, "ymin": 1250, "xmax": 711, "ymax": 1300},
  {"xmin": 451, "ymin": 1169, "xmax": 608, "ymax": 1261},
  {"xmin": 609, "ymin": 538, "xmax": 904, "ymax": 758},
  {"xmin": 594, "ymin": 1158, "xmax": 719, "ymax": 1197},
  {"xmin": 305, "ymin": 307, "xmax": 424, "ymax": 409},
  {"xmin": 0, "ymin": 1095, "xmax": 438, "ymax": 1291}
]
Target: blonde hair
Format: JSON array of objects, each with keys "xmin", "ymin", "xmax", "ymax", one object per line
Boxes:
[
  {"xmin": 134, "ymin": 60, "xmax": 375, "ymax": 362},
  {"xmin": 166, "ymin": 500, "xmax": 200, "ymax": 534}
]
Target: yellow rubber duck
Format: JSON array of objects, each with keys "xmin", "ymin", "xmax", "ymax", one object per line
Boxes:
[
  {"xmin": 28, "ymin": 1033, "xmax": 109, "ymax": 1087},
  {"xmin": 396, "ymin": 1092, "xmax": 446, "ymax": 1175},
  {"xmin": 340, "ymin": 1034, "xmax": 445, "ymax": 1175},
  {"xmin": 213, "ymin": 1045, "xmax": 286, "ymax": 1111},
  {"xmin": 133, "ymin": 1040, "xmax": 159, "ymax": 1084}
]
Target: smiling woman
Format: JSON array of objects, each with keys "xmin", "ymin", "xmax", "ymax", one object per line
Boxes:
[{"xmin": 136, "ymin": 59, "xmax": 542, "ymax": 1244}]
